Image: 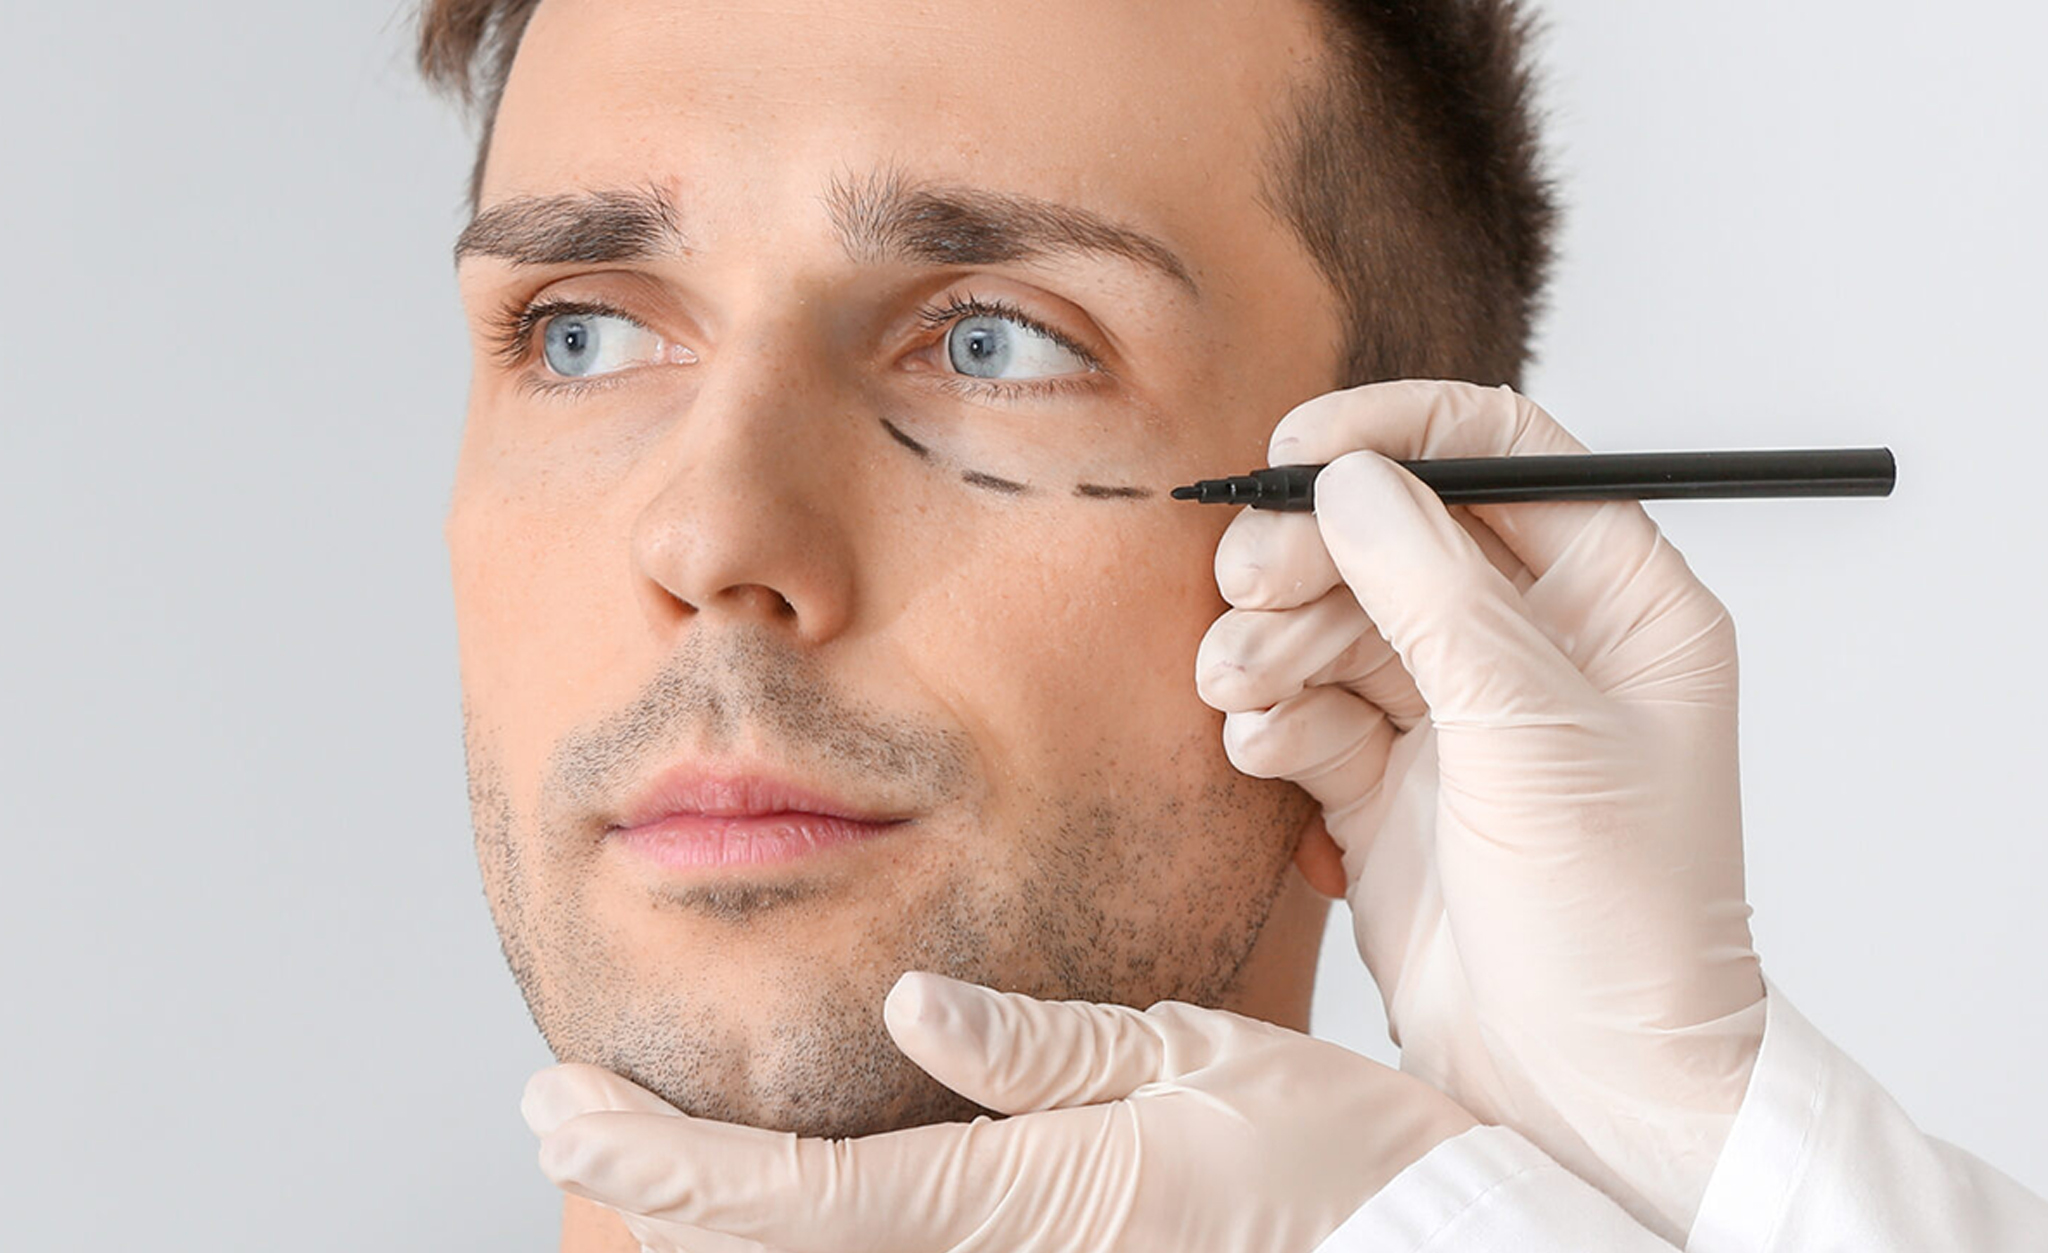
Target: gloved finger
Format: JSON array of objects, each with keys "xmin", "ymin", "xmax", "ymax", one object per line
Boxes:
[
  {"xmin": 1211, "ymin": 447, "xmax": 1534, "ymax": 615},
  {"xmin": 1214, "ymin": 508, "xmax": 1342, "ymax": 609},
  {"xmin": 525, "ymin": 1063, "xmax": 687, "ymax": 1137},
  {"xmin": 1300, "ymin": 616, "xmax": 1426, "ymax": 730},
  {"xmin": 1222, "ymin": 686, "xmax": 1398, "ymax": 817},
  {"xmin": 1195, "ymin": 588, "xmax": 1371, "ymax": 712},
  {"xmin": 527, "ymin": 1070, "xmax": 792, "ymax": 1252},
  {"xmin": 1268, "ymin": 380, "xmax": 1537, "ymax": 466},
  {"xmin": 1313, "ymin": 450, "xmax": 1599, "ymax": 726},
  {"xmin": 882, "ymin": 971, "xmax": 1171, "ymax": 1114},
  {"xmin": 539, "ymin": 1100, "xmax": 1133, "ymax": 1253},
  {"xmin": 1449, "ymin": 504, "xmax": 1538, "ymax": 595},
  {"xmin": 1269, "ymin": 379, "xmax": 1667, "ymax": 610},
  {"xmin": 1198, "ymin": 589, "xmax": 1426, "ymax": 725}
]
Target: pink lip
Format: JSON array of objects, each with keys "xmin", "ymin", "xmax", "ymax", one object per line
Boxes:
[{"xmin": 607, "ymin": 766, "xmax": 907, "ymax": 871}]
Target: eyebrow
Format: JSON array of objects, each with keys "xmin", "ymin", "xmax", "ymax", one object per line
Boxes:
[
  {"xmin": 453, "ymin": 184, "xmax": 684, "ymax": 266},
  {"xmin": 823, "ymin": 166, "xmax": 1198, "ymax": 297},
  {"xmin": 454, "ymin": 167, "xmax": 1198, "ymax": 298}
]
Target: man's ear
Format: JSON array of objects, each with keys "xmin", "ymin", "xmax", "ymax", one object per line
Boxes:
[{"xmin": 1292, "ymin": 810, "xmax": 1348, "ymax": 899}]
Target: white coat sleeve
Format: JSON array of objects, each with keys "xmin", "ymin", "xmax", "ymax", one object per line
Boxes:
[
  {"xmin": 1306, "ymin": 1120, "xmax": 1680, "ymax": 1252},
  {"xmin": 1308, "ymin": 973, "xmax": 2048, "ymax": 1253},
  {"xmin": 1686, "ymin": 973, "xmax": 2048, "ymax": 1252}
]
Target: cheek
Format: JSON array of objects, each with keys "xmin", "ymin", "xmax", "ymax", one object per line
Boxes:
[
  {"xmin": 446, "ymin": 472, "xmax": 622, "ymax": 802},
  {"xmin": 901, "ymin": 501, "xmax": 1233, "ymax": 794}
]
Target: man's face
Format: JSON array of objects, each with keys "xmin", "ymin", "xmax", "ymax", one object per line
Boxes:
[{"xmin": 447, "ymin": 0, "xmax": 1346, "ymax": 1136}]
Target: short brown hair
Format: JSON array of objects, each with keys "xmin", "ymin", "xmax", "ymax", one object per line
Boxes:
[{"xmin": 416, "ymin": 0, "xmax": 1558, "ymax": 389}]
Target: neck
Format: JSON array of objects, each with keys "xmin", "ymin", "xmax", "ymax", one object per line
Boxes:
[{"xmin": 562, "ymin": 1196, "xmax": 643, "ymax": 1252}]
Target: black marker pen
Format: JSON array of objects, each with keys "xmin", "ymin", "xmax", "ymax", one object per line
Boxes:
[{"xmin": 1170, "ymin": 447, "xmax": 1896, "ymax": 510}]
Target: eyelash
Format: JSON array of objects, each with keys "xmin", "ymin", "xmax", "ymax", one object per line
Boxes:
[
  {"xmin": 484, "ymin": 296, "xmax": 626, "ymax": 400},
  {"xmin": 483, "ymin": 291, "xmax": 1106, "ymax": 402},
  {"xmin": 910, "ymin": 293, "xmax": 1105, "ymax": 401}
]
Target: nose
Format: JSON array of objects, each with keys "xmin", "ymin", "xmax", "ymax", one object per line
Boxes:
[{"xmin": 630, "ymin": 346, "xmax": 858, "ymax": 644}]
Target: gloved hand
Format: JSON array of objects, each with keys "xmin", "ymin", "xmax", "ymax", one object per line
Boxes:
[
  {"xmin": 1196, "ymin": 379, "xmax": 1768, "ymax": 1244},
  {"xmin": 521, "ymin": 970, "xmax": 1479, "ymax": 1253}
]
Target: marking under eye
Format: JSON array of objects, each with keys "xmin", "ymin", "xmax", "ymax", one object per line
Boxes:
[
  {"xmin": 961, "ymin": 469, "xmax": 1030, "ymax": 495},
  {"xmin": 1075, "ymin": 483, "xmax": 1152, "ymax": 500},
  {"xmin": 879, "ymin": 417, "xmax": 932, "ymax": 461},
  {"xmin": 878, "ymin": 415, "xmax": 1029, "ymax": 497}
]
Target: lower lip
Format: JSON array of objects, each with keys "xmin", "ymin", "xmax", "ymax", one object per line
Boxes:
[{"xmin": 607, "ymin": 812, "xmax": 900, "ymax": 870}]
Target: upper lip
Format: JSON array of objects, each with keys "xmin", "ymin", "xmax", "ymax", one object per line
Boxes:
[{"xmin": 610, "ymin": 761, "xmax": 907, "ymax": 831}]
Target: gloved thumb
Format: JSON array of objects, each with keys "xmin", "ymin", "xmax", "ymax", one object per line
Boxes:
[{"xmin": 882, "ymin": 971, "xmax": 1173, "ymax": 1115}]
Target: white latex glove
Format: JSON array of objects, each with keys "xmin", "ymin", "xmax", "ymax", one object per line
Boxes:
[
  {"xmin": 1196, "ymin": 379, "xmax": 1768, "ymax": 1243},
  {"xmin": 520, "ymin": 970, "xmax": 1478, "ymax": 1253}
]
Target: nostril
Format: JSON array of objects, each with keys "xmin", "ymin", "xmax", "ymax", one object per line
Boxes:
[{"xmin": 716, "ymin": 583, "xmax": 796, "ymax": 620}]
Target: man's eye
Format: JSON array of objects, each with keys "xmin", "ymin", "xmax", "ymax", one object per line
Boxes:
[
  {"xmin": 945, "ymin": 315, "xmax": 1091, "ymax": 380},
  {"xmin": 541, "ymin": 311, "xmax": 664, "ymax": 378}
]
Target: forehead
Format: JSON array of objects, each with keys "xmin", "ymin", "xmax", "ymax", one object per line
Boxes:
[{"xmin": 487, "ymin": 0, "xmax": 1327, "ymax": 264}]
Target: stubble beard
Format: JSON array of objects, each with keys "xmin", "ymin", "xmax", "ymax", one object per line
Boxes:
[{"xmin": 460, "ymin": 632, "xmax": 1311, "ymax": 1138}]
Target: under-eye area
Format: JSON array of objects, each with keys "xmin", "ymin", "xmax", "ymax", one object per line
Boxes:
[{"xmin": 877, "ymin": 417, "xmax": 1035, "ymax": 496}]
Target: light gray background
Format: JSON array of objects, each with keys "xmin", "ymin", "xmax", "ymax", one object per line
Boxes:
[{"xmin": 3, "ymin": 2, "xmax": 2041, "ymax": 1247}]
